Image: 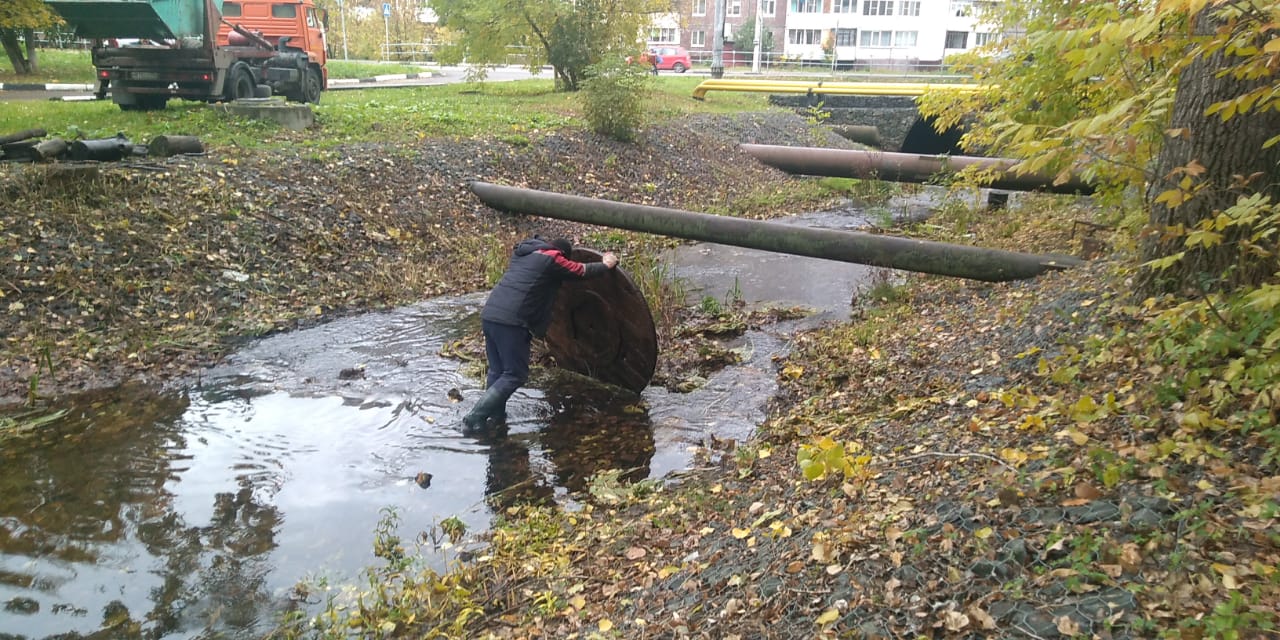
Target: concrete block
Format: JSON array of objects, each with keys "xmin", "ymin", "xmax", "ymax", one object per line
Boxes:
[{"xmin": 214, "ymin": 98, "xmax": 314, "ymax": 131}]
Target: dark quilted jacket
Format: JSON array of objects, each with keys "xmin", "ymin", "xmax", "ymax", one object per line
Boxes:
[{"xmin": 480, "ymin": 238, "xmax": 609, "ymax": 336}]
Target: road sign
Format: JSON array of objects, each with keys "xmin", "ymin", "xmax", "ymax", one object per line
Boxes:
[{"xmin": 382, "ymin": 2, "xmax": 391, "ymax": 17}]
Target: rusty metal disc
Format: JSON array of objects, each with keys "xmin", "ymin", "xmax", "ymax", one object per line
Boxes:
[{"xmin": 544, "ymin": 248, "xmax": 657, "ymax": 393}]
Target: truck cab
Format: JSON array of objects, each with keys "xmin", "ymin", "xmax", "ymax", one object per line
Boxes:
[
  {"xmin": 216, "ymin": 0, "xmax": 329, "ymax": 103},
  {"xmin": 217, "ymin": 1, "xmax": 328, "ymax": 82}
]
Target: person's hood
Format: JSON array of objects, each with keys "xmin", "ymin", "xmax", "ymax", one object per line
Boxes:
[{"xmin": 513, "ymin": 238, "xmax": 554, "ymax": 257}]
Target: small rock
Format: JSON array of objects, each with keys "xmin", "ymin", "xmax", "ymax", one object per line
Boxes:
[
  {"xmin": 1065, "ymin": 500, "xmax": 1121, "ymax": 524},
  {"xmin": 999, "ymin": 538, "xmax": 1034, "ymax": 565},
  {"xmin": 1127, "ymin": 507, "xmax": 1162, "ymax": 531},
  {"xmin": 415, "ymin": 471, "xmax": 433, "ymax": 489},
  {"xmin": 971, "ymin": 559, "xmax": 1016, "ymax": 579},
  {"xmin": 338, "ymin": 366, "xmax": 365, "ymax": 380}
]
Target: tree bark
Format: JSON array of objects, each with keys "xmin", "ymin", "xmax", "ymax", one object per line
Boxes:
[
  {"xmin": 0, "ymin": 30, "xmax": 33, "ymax": 74},
  {"xmin": 23, "ymin": 29, "xmax": 37, "ymax": 73},
  {"xmin": 1139, "ymin": 4, "xmax": 1280, "ymax": 295}
]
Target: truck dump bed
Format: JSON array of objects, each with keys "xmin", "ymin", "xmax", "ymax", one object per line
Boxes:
[{"xmin": 45, "ymin": 0, "xmax": 224, "ymax": 41}]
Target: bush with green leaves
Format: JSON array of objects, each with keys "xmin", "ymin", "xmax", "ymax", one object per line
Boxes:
[{"xmin": 579, "ymin": 57, "xmax": 650, "ymax": 142}]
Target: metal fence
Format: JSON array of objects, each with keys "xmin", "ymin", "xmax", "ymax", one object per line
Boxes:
[
  {"xmin": 688, "ymin": 49, "xmax": 954, "ymax": 75},
  {"xmin": 31, "ymin": 30, "xmax": 93, "ymax": 49},
  {"xmin": 379, "ymin": 42, "xmax": 436, "ymax": 63}
]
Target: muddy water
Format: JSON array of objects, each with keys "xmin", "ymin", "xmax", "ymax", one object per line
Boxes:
[{"xmin": 0, "ymin": 192, "xmax": 954, "ymax": 639}]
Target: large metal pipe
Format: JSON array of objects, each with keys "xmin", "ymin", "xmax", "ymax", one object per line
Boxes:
[
  {"xmin": 470, "ymin": 181, "xmax": 1081, "ymax": 282},
  {"xmin": 741, "ymin": 144, "xmax": 1095, "ymax": 195}
]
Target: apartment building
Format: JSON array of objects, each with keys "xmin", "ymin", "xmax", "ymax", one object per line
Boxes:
[{"xmin": 656, "ymin": 0, "xmax": 997, "ymax": 67}]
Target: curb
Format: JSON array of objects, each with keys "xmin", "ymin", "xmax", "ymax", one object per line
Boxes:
[
  {"xmin": 0, "ymin": 82, "xmax": 96, "ymax": 92},
  {"xmin": 328, "ymin": 71, "xmax": 436, "ymax": 86}
]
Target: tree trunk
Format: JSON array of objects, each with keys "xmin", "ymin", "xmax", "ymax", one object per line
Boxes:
[
  {"xmin": 0, "ymin": 30, "xmax": 33, "ymax": 75},
  {"xmin": 24, "ymin": 29, "xmax": 38, "ymax": 73},
  {"xmin": 1139, "ymin": 4, "xmax": 1280, "ymax": 295}
]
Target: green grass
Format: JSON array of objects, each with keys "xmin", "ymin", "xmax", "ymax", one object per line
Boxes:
[
  {"xmin": 325, "ymin": 60, "xmax": 432, "ymax": 79},
  {"xmin": 0, "ymin": 48, "xmax": 95, "ymax": 84},
  {"xmin": 0, "ymin": 77, "xmax": 779, "ymax": 150}
]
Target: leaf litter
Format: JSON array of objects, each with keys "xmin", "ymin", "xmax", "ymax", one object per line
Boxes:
[{"xmin": 3, "ymin": 110, "xmax": 1276, "ymax": 638}]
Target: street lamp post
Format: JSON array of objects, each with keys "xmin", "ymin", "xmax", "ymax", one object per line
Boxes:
[
  {"xmin": 337, "ymin": 0, "xmax": 348, "ymax": 60},
  {"xmin": 751, "ymin": 0, "xmax": 762, "ymax": 73},
  {"xmin": 711, "ymin": 0, "xmax": 725, "ymax": 78}
]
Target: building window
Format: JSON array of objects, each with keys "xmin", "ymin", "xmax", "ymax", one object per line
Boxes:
[
  {"xmin": 863, "ymin": 1, "xmax": 893, "ymax": 16},
  {"xmin": 788, "ymin": 28, "xmax": 823, "ymax": 45},
  {"xmin": 691, "ymin": 30, "xmax": 706, "ymax": 46},
  {"xmin": 974, "ymin": 32, "xmax": 996, "ymax": 46},
  {"xmin": 894, "ymin": 30, "xmax": 917, "ymax": 46},
  {"xmin": 649, "ymin": 28, "xmax": 678, "ymax": 43},
  {"xmin": 949, "ymin": 0, "xmax": 972, "ymax": 16},
  {"xmin": 860, "ymin": 30, "xmax": 891, "ymax": 47},
  {"xmin": 791, "ymin": 0, "xmax": 820, "ymax": 12},
  {"xmin": 693, "ymin": 0, "xmax": 706, "ymax": 16},
  {"xmin": 944, "ymin": 30, "xmax": 968, "ymax": 48},
  {"xmin": 833, "ymin": 0, "xmax": 855, "ymax": 12},
  {"xmin": 899, "ymin": 0, "xmax": 919, "ymax": 15},
  {"xmin": 762, "ymin": 0, "xmax": 776, "ymax": 15},
  {"xmin": 729, "ymin": 0, "xmax": 741, "ymax": 16},
  {"xmin": 835, "ymin": 28, "xmax": 856, "ymax": 46}
]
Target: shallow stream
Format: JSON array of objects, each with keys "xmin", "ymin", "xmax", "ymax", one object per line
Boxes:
[{"xmin": 0, "ymin": 190, "xmax": 960, "ymax": 638}]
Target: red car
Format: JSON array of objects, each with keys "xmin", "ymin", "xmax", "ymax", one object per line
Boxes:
[
  {"xmin": 646, "ymin": 46, "xmax": 692, "ymax": 73},
  {"xmin": 650, "ymin": 46, "xmax": 691, "ymax": 72}
]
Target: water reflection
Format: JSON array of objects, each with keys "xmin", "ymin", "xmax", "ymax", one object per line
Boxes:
[{"xmin": 0, "ymin": 385, "xmax": 291, "ymax": 638}]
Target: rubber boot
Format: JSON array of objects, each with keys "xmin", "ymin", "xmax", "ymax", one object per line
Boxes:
[{"xmin": 462, "ymin": 387, "xmax": 507, "ymax": 434}]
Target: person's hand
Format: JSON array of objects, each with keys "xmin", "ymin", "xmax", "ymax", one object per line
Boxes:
[{"xmin": 602, "ymin": 252, "xmax": 619, "ymax": 269}]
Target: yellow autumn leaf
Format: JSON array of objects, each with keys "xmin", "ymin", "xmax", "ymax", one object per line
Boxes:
[
  {"xmin": 599, "ymin": 618, "xmax": 614, "ymax": 632},
  {"xmin": 569, "ymin": 595, "xmax": 586, "ymax": 610},
  {"xmin": 974, "ymin": 526, "xmax": 994, "ymax": 540},
  {"xmin": 1000, "ymin": 448, "xmax": 1028, "ymax": 465},
  {"xmin": 815, "ymin": 608, "xmax": 840, "ymax": 625},
  {"xmin": 731, "ymin": 527, "xmax": 751, "ymax": 539},
  {"xmin": 1019, "ymin": 414, "xmax": 1045, "ymax": 430}
]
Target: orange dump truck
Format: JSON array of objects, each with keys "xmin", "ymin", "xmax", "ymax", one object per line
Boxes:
[{"xmin": 46, "ymin": 0, "xmax": 328, "ymax": 110}]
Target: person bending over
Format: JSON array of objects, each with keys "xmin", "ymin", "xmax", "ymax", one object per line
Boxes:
[{"xmin": 463, "ymin": 237, "xmax": 619, "ymax": 432}]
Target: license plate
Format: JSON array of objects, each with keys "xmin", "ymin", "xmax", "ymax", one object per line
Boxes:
[{"xmin": 130, "ymin": 71, "xmax": 159, "ymax": 80}]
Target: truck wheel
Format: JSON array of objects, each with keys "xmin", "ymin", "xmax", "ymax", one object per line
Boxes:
[
  {"xmin": 302, "ymin": 67, "xmax": 322, "ymax": 104},
  {"xmin": 226, "ymin": 65, "xmax": 256, "ymax": 101}
]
